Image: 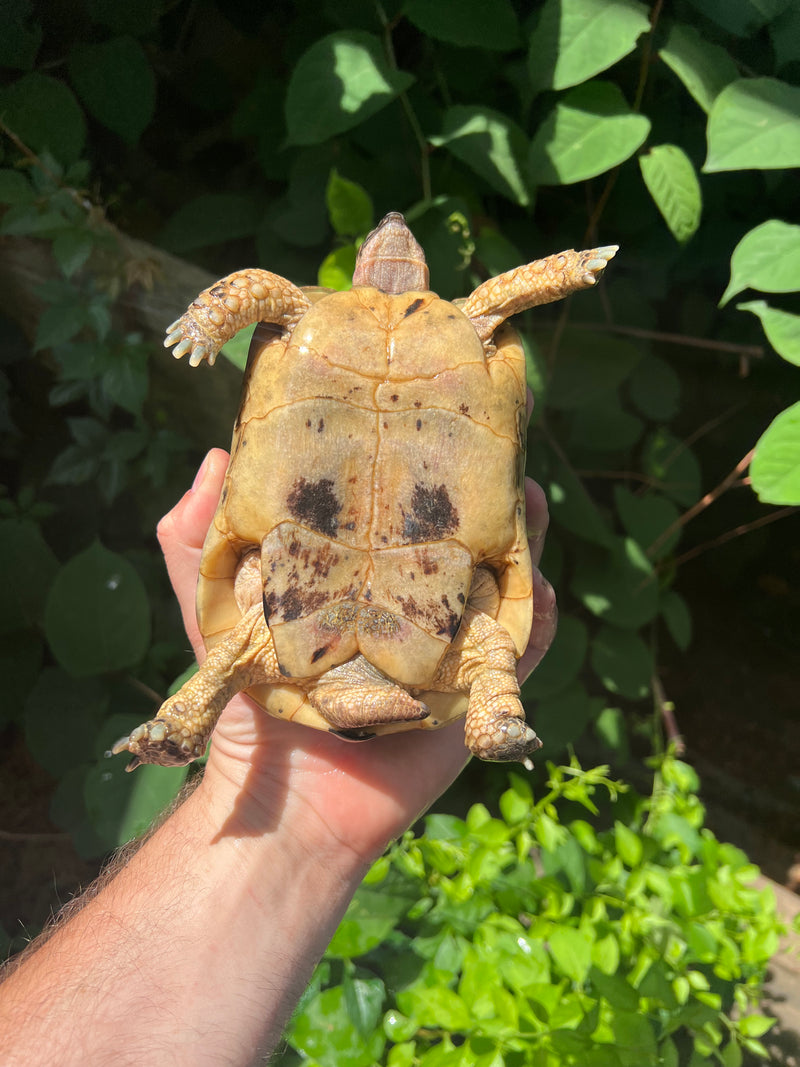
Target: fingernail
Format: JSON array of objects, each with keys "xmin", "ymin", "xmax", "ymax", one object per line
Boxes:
[{"xmin": 191, "ymin": 453, "xmax": 211, "ymax": 493}]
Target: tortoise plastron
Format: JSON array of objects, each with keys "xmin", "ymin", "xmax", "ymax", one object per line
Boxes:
[{"xmin": 113, "ymin": 213, "xmax": 616, "ymax": 770}]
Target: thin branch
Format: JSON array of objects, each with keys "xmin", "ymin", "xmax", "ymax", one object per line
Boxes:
[
  {"xmin": 668, "ymin": 506, "xmax": 798, "ymax": 569},
  {"xmin": 378, "ymin": 2, "xmax": 431, "ymax": 203},
  {"xmin": 0, "ymin": 829, "xmax": 69, "ymax": 841},
  {"xmin": 652, "ymin": 674, "xmax": 684, "ymax": 755},
  {"xmin": 562, "ymin": 321, "xmax": 764, "ymax": 362},
  {"xmin": 647, "ymin": 449, "xmax": 755, "ymax": 557}
]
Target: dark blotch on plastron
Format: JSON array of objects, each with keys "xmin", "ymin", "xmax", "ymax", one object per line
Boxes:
[
  {"xmin": 403, "ymin": 483, "xmax": 459, "ymax": 543},
  {"xmin": 403, "ymin": 298, "xmax": 424, "ymax": 318},
  {"xmin": 287, "ymin": 477, "xmax": 341, "ymax": 537}
]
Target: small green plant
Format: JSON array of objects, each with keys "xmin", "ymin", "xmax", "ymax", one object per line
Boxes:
[{"xmin": 278, "ymin": 755, "xmax": 781, "ymax": 1067}]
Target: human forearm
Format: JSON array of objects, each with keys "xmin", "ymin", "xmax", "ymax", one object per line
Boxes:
[{"xmin": 0, "ymin": 769, "xmax": 367, "ymax": 1066}]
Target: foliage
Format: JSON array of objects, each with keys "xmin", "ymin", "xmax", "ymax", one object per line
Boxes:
[
  {"xmin": 276, "ymin": 755, "xmax": 783, "ymax": 1066},
  {"xmin": 0, "ymin": 0, "xmax": 796, "ymax": 1047}
]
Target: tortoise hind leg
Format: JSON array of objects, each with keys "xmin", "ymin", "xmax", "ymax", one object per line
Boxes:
[
  {"xmin": 111, "ymin": 603, "xmax": 282, "ymax": 770},
  {"xmin": 434, "ymin": 570, "xmax": 541, "ymax": 768},
  {"xmin": 309, "ymin": 655, "xmax": 430, "ymax": 732}
]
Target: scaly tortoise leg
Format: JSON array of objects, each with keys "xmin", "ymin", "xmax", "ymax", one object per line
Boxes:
[
  {"xmin": 433, "ymin": 569, "xmax": 541, "ymax": 768},
  {"xmin": 309, "ymin": 655, "xmax": 430, "ymax": 737},
  {"xmin": 164, "ymin": 269, "xmax": 312, "ymax": 366},
  {"xmin": 463, "ymin": 245, "xmax": 618, "ymax": 343},
  {"xmin": 111, "ymin": 603, "xmax": 283, "ymax": 770}
]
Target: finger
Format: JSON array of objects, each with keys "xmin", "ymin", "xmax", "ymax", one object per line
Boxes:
[
  {"xmin": 525, "ymin": 477, "xmax": 549, "ymax": 567},
  {"xmin": 157, "ymin": 448, "xmax": 229, "ymax": 652},
  {"xmin": 517, "ymin": 566, "xmax": 557, "ymax": 682}
]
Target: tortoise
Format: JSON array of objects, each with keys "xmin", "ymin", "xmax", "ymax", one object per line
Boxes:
[{"xmin": 113, "ymin": 213, "xmax": 616, "ymax": 771}]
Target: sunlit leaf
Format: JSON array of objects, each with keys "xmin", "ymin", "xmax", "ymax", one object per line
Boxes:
[
  {"xmin": 737, "ymin": 300, "xmax": 800, "ymax": 365},
  {"xmin": 705, "ymin": 77, "xmax": 800, "ymax": 173},
  {"xmin": 326, "ymin": 170, "xmax": 373, "ymax": 236},
  {"xmin": 639, "ymin": 144, "xmax": 702, "ymax": 244},
  {"xmin": 590, "ymin": 625, "xmax": 653, "ymax": 700},
  {"xmin": 528, "ymin": 0, "xmax": 650, "ymax": 93},
  {"xmin": 720, "ymin": 220, "xmax": 800, "ymax": 306},
  {"xmin": 572, "ymin": 537, "xmax": 659, "ymax": 628},
  {"xmin": 528, "ymin": 81, "xmax": 650, "ymax": 185},
  {"xmin": 433, "ymin": 106, "xmax": 531, "ymax": 206},
  {"xmin": 285, "ymin": 32, "xmax": 414, "ymax": 146},
  {"xmin": 658, "ymin": 22, "xmax": 738, "ymax": 113},
  {"xmin": 749, "ymin": 402, "xmax": 800, "ymax": 505}
]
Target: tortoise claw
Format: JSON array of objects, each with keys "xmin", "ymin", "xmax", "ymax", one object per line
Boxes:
[{"xmin": 110, "ymin": 717, "xmax": 206, "ymax": 771}]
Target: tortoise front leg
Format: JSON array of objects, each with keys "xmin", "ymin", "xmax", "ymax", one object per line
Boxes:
[
  {"xmin": 111, "ymin": 603, "xmax": 283, "ymax": 770},
  {"xmin": 463, "ymin": 245, "xmax": 618, "ymax": 343},
  {"xmin": 164, "ymin": 269, "xmax": 312, "ymax": 366}
]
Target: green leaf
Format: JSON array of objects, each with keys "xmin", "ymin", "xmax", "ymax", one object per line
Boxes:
[
  {"xmin": 641, "ymin": 430, "xmax": 702, "ymax": 507},
  {"xmin": 0, "ymin": 168, "xmax": 35, "ymax": 205},
  {"xmin": 326, "ymin": 170, "xmax": 373, "ymax": 236},
  {"xmin": 527, "ymin": 0, "xmax": 650, "ymax": 94},
  {"xmin": 738, "ymin": 1014, "xmax": 776, "ymax": 1039},
  {"xmin": 611, "ymin": 1009, "xmax": 657, "ymax": 1066},
  {"xmin": 590, "ymin": 625, "xmax": 653, "ymax": 699},
  {"xmin": 328, "ymin": 873, "xmax": 418, "ymax": 958},
  {"xmin": 569, "ymin": 396, "xmax": 644, "ymax": 452},
  {"xmin": 34, "ymin": 301, "xmax": 91, "ymax": 351},
  {"xmin": 52, "ymin": 228, "xmax": 95, "ymax": 277},
  {"xmin": 220, "ymin": 323, "xmax": 257, "ymax": 371},
  {"xmin": 721, "ymin": 220, "xmax": 800, "ymax": 306},
  {"xmin": 528, "ymin": 80, "xmax": 650, "ymax": 186},
  {"xmin": 572, "ymin": 538, "xmax": 659, "ymax": 628},
  {"xmin": 160, "ymin": 193, "xmax": 262, "ymax": 253},
  {"xmin": 749, "ymin": 402, "xmax": 800, "ymax": 505},
  {"xmin": 0, "ymin": 519, "xmax": 59, "ymax": 633},
  {"xmin": 24, "ymin": 669, "xmax": 108, "ymax": 776},
  {"xmin": 548, "ymin": 331, "xmax": 640, "ymax": 410},
  {"xmin": 705, "ymin": 78, "xmax": 800, "ymax": 173},
  {"xmin": 549, "ymin": 926, "xmax": 593, "ymax": 983},
  {"xmin": 685, "ymin": 0, "xmax": 787, "ymax": 36},
  {"xmin": 546, "ymin": 455, "xmax": 615, "ymax": 547},
  {"xmin": 660, "ymin": 590, "xmax": 692, "ymax": 650},
  {"xmin": 343, "ymin": 974, "xmax": 386, "ymax": 1040},
  {"xmin": 433, "ymin": 106, "xmax": 531, "ymax": 206},
  {"xmin": 83, "ymin": 754, "xmax": 189, "ymax": 849},
  {"xmin": 404, "ymin": 0, "xmax": 520, "ymax": 50},
  {"xmin": 285, "ymin": 31, "xmax": 414, "ymax": 146},
  {"xmin": 614, "ymin": 821, "xmax": 643, "ymax": 867},
  {"xmin": 0, "ymin": 0, "xmax": 42, "ymax": 69},
  {"xmin": 629, "ymin": 353, "xmax": 680, "ymax": 420},
  {"xmin": 397, "ymin": 985, "xmax": 471, "ymax": 1032},
  {"xmin": 0, "ymin": 72, "xmax": 86, "ymax": 164},
  {"xmin": 594, "ymin": 706, "xmax": 630, "ymax": 759},
  {"xmin": 44, "ymin": 542, "xmax": 151, "ymax": 676},
  {"xmin": 534, "ymin": 682, "xmax": 601, "ymax": 754},
  {"xmin": 68, "ymin": 37, "xmax": 156, "ymax": 144},
  {"xmin": 613, "ymin": 486, "xmax": 681, "ymax": 557},
  {"xmin": 737, "ymin": 300, "xmax": 800, "ymax": 365},
  {"xmin": 86, "ymin": 0, "xmax": 158, "ymax": 36},
  {"xmin": 639, "ymin": 145, "xmax": 702, "ymax": 244},
  {"xmin": 658, "ymin": 22, "xmax": 738, "ymax": 113},
  {"xmin": 319, "ymin": 245, "xmax": 358, "ymax": 290},
  {"xmin": 522, "ymin": 613, "xmax": 587, "ymax": 699}
]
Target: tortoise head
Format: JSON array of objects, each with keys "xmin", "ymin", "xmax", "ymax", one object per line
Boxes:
[{"xmin": 352, "ymin": 212, "xmax": 430, "ymax": 295}]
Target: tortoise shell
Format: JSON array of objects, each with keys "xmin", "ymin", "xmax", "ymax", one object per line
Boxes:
[{"xmin": 113, "ymin": 213, "xmax": 616, "ymax": 769}]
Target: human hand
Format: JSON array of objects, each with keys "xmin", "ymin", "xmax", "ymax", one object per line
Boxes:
[{"xmin": 158, "ymin": 449, "xmax": 556, "ymax": 865}]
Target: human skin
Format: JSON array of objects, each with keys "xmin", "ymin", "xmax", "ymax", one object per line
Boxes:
[{"xmin": 0, "ymin": 449, "xmax": 556, "ymax": 1066}]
